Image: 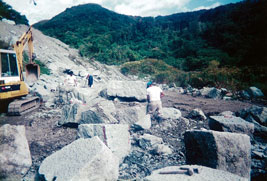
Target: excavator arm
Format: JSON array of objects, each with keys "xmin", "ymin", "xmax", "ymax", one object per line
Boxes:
[{"xmin": 13, "ymin": 26, "xmax": 39, "ymax": 81}]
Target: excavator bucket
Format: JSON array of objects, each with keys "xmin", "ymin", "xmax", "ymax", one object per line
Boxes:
[{"xmin": 25, "ymin": 63, "xmax": 40, "ymax": 82}]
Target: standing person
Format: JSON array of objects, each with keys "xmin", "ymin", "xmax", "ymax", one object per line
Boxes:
[
  {"xmin": 63, "ymin": 71, "xmax": 77, "ymax": 103},
  {"xmin": 86, "ymin": 74, "xmax": 94, "ymax": 87},
  {"xmin": 65, "ymin": 71, "xmax": 77, "ymax": 87},
  {"xmin": 146, "ymin": 82, "xmax": 164, "ymax": 116}
]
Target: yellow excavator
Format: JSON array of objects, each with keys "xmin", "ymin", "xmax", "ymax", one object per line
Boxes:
[{"xmin": 0, "ymin": 26, "xmax": 40, "ymax": 115}]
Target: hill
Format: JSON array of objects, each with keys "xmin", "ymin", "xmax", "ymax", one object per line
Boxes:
[
  {"xmin": 34, "ymin": 1, "xmax": 266, "ymax": 66},
  {"xmin": 33, "ymin": 1, "xmax": 267, "ymax": 95}
]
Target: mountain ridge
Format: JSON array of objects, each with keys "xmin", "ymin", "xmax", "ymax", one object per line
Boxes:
[{"xmin": 33, "ymin": 1, "xmax": 266, "ymax": 66}]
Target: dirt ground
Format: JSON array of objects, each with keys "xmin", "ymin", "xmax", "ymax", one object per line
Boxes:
[
  {"xmin": 162, "ymin": 90, "xmax": 258, "ymax": 116},
  {"xmin": 0, "ymin": 90, "xmax": 262, "ymax": 180}
]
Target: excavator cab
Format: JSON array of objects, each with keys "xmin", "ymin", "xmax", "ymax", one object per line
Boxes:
[{"xmin": 0, "ymin": 49, "xmax": 28, "ymax": 98}]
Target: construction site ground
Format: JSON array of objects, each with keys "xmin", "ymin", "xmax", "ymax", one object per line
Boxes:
[{"xmin": 0, "ymin": 90, "xmax": 262, "ymax": 179}]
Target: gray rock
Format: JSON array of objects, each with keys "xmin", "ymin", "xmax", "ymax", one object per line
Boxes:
[
  {"xmin": 115, "ymin": 105, "xmax": 146, "ymax": 125},
  {"xmin": 209, "ymin": 116, "xmax": 254, "ymax": 137},
  {"xmin": 2, "ymin": 18, "xmax": 15, "ymax": 25},
  {"xmin": 58, "ymin": 104, "xmax": 80, "ymax": 126},
  {"xmin": 240, "ymin": 90, "xmax": 251, "ymax": 99},
  {"xmin": 144, "ymin": 165, "xmax": 247, "ymax": 181},
  {"xmin": 177, "ymin": 87, "xmax": 184, "ymax": 94},
  {"xmin": 153, "ymin": 144, "xmax": 173, "ymax": 155},
  {"xmin": 188, "ymin": 108, "xmax": 207, "ymax": 121},
  {"xmin": 218, "ymin": 111, "xmax": 235, "ymax": 117},
  {"xmin": 39, "ymin": 137, "xmax": 119, "ymax": 181},
  {"xmin": 180, "ymin": 117, "xmax": 190, "ymax": 127},
  {"xmin": 106, "ymin": 80, "xmax": 146, "ymax": 102},
  {"xmin": 58, "ymin": 104, "xmax": 105, "ymax": 126},
  {"xmin": 90, "ymin": 100, "xmax": 118, "ymax": 124},
  {"xmin": 133, "ymin": 114, "xmax": 151, "ymax": 130},
  {"xmin": 78, "ymin": 124, "xmax": 131, "ymax": 162},
  {"xmin": 252, "ymin": 151, "xmax": 265, "ymax": 159},
  {"xmin": 158, "ymin": 107, "xmax": 182, "ymax": 120},
  {"xmin": 248, "ymin": 86, "xmax": 264, "ymax": 98},
  {"xmin": 139, "ymin": 134, "xmax": 163, "ymax": 147},
  {"xmin": 242, "ymin": 116, "xmax": 267, "ymax": 138},
  {"xmin": 80, "ymin": 110, "xmax": 105, "ymax": 124},
  {"xmin": 239, "ymin": 106, "xmax": 267, "ymax": 127},
  {"xmin": 30, "ymin": 83, "xmax": 50, "ymax": 102},
  {"xmin": 200, "ymin": 87, "xmax": 221, "ymax": 99},
  {"xmin": 138, "ymin": 134, "xmax": 171, "ymax": 155},
  {"xmin": 223, "ymin": 96, "xmax": 232, "ymax": 100},
  {"xmin": 184, "ymin": 130, "xmax": 251, "ymax": 178},
  {"xmin": 0, "ymin": 124, "xmax": 32, "ymax": 179}
]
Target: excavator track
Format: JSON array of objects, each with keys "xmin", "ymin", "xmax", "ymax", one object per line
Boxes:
[{"xmin": 8, "ymin": 96, "xmax": 40, "ymax": 116}]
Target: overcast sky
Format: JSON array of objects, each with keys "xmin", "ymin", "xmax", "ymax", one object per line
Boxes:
[{"xmin": 3, "ymin": 0, "xmax": 242, "ymax": 24}]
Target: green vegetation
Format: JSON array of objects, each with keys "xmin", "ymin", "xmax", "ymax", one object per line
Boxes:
[
  {"xmin": 33, "ymin": 1, "xmax": 267, "ymax": 95},
  {"xmin": 0, "ymin": 0, "xmax": 28, "ymax": 25},
  {"xmin": 122, "ymin": 59, "xmax": 267, "ymax": 95},
  {"xmin": 121, "ymin": 59, "xmax": 189, "ymax": 87}
]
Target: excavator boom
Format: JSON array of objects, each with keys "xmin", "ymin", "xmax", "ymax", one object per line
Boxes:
[{"xmin": 14, "ymin": 26, "xmax": 40, "ymax": 81}]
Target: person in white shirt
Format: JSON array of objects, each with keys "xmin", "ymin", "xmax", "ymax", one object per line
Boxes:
[
  {"xmin": 64, "ymin": 71, "xmax": 77, "ymax": 87},
  {"xmin": 146, "ymin": 82, "xmax": 164, "ymax": 116}
]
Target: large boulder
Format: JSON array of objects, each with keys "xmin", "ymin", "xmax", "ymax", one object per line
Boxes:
[
  {"xmin": 247, "ymin": 86, "xmax": 264, "ymax": 98},
  {"xmin": 184, "ymin": 130, "xmax": 251, "ymax": 178},
  {"xmin": 239, "ymin": 90, "xmax": 251, "ymax": 100},
  {"xmin": 132, "ymin": 114, "xmax": 151, "ymax": 130},
  {"xmin": 158, "ymin": 107, "xmax": 182, "ymax": 120},
  {"xmin": 115, "ymin": 105, "xmax": 146, "ymax": 125},
  {"xmin": 105, "ymin": 80, "xmax": 147, "ymax": 102},
  {"xmin": 39, "ymin": 137, "xmax": 119, "ymax": 181},
  {"xmin": 78, "ymin": 124, "xmax": 131, "ymax": 162},
  {"xmin": 89, "ymin": 100, "xmax": 118, "ymax": 124},
  {"xmin": 58, "ymin": 104, "xmax": 105, "ymax": 126},
  {"xmin": 0, "ymin": 124, "xmax": 32, "ymax": 180},
  {"xmin": 209, "ymin": 116, "xmax": 254, "ymax": 137},
  {"xmin": 238, "ymin": 106, "xmax": 267, "ymax": 127},
  {"xmin": 188, "ymin": 108, "xmax": 207, "ymax": 121},
  {"xmin": 144, "ymin": 165, "xmax": 247, "ymax": 181},
  {"xmin": 80, "ymin": 110, "xmax": 105, "ymax": 124},
  {"xmin": 200, "ymin": 87, "xmax": 221, "ymax": 99}
]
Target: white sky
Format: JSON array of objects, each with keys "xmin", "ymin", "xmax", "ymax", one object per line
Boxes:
[{"xmin": 2, "ymin": 0, "xmax": 226, "ymax": 24}]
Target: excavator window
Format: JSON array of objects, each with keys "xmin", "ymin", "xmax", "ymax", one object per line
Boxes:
[{"xmin": 1, "ymin": 52, "xmax": 19, "ymax": 77}]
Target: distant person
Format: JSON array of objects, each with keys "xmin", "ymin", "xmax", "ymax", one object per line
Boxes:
[
  {"xmin": 65, "ymin": 71, "xmax": 77, "ymax": 87},
  {"xmin": 86, "ymin": 74, "xmax": 93, "ymax": 87},
  {"xmin": 146, "ymin": 82, "xmax": 164, "ymax": 116}
]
